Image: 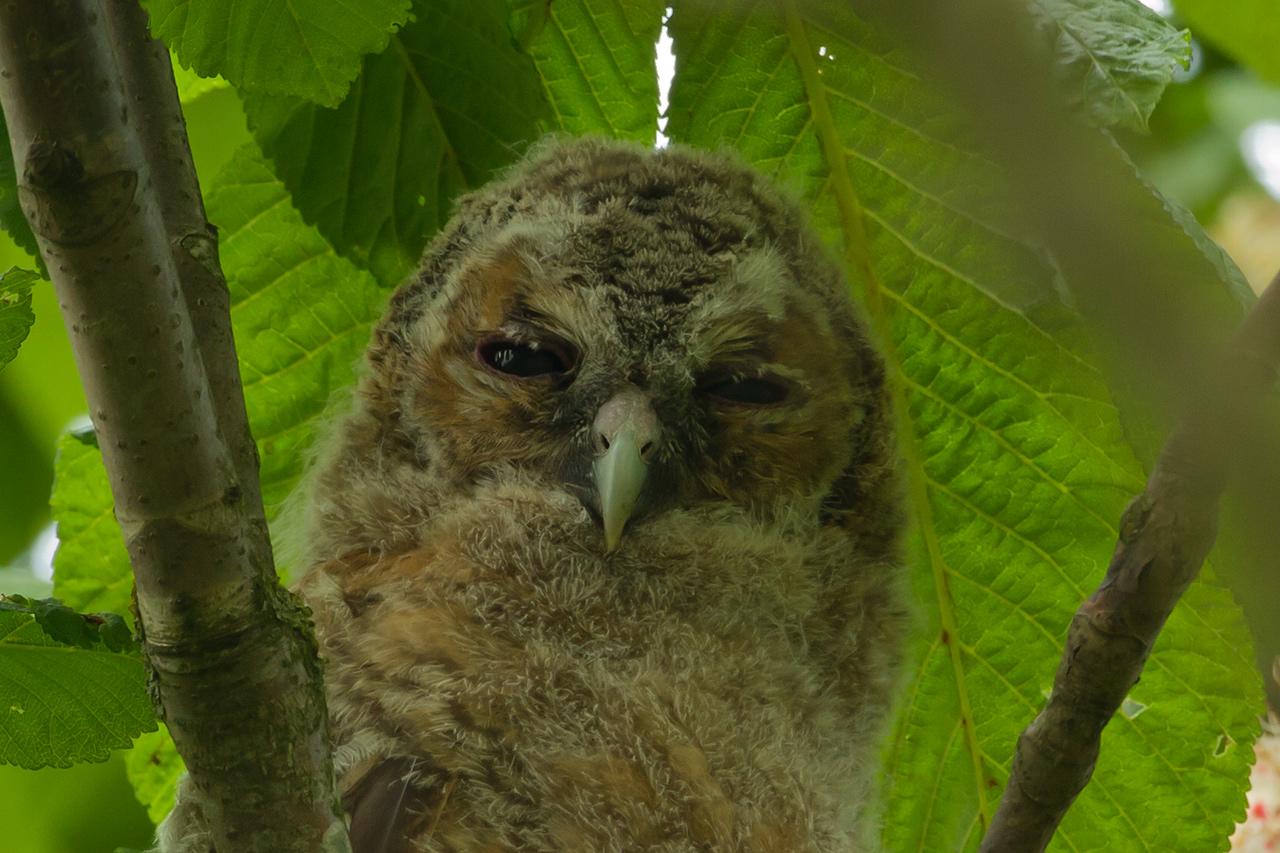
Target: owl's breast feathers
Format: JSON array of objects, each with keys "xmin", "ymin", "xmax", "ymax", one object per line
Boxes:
[{"xmin": 298, "ymin": 482, "xmax": 904, "ymax": 852}]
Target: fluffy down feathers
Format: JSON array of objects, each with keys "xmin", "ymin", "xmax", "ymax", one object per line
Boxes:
[
  {"xmin": 303, "ymin": 476, "xmax": 902, "ymax": 851},
  {"xmin": 158, "ymin": 137, "xmax": 905, "ymax": 852}
]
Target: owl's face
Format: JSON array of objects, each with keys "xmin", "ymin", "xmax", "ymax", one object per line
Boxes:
[{"xmin": 327, "ymin": 139, "xmax": 895, "ymax": 558}]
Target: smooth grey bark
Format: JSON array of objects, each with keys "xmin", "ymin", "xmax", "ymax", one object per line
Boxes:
[{"xmin": 0, "ymin": 2, "xmax": 348, "ymax": 850}]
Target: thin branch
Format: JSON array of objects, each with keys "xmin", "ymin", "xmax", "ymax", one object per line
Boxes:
[
  {"xmin": 0, "ymin": 2, "xmax": 347, "ymax": 850},
  {"xmin": 979, "ymin": 273, "xmax": 1280, "ymax": 850},
  {"xmin": 102, "ymin": 0, "xmax": 265, "ymax": 515}
]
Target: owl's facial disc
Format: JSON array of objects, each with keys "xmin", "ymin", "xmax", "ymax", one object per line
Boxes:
[{"xmin": 591, "ymin": 387, "xmax": 660, "ymax": 552}]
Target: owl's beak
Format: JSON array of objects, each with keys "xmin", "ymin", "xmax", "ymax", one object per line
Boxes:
[{"xmin": 592, "ymin": 388, "xmax": 660, "ymax": 553}]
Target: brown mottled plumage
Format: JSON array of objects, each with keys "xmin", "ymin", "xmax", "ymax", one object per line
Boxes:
[{"xmin": 159, "ymin": 138, "xmax": 905, "ymax": 852}]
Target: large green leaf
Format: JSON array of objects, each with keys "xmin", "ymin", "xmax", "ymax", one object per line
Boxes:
[
  {"xmin": 1173, "ymin": 0, "xmax": 1280, "ymax": 86},
  {"xmin": 0, "ymin": 267, "xmax": 35, "ymax": 370},
  {"xmin": 0, "ymin": 607, "xmax": 153, "ymax": 769},
  {"xmin": 143, "ymin": 0, "xmax": 412, "ymax": 107},
  {"xmin": 509, "ymin": 0, "xmax": 665, "ymax": 141},
  {"xmin": 1030, "ymin": 0, "xmax": 1190, "ymax": 133},
  {"xmin": 245, "ymin": 0, "xmax": 552, "ymax": 286},
  {"xmin": 247, "ymin": 0, "xmax": 668, "ymax": 287},
  {"xmin": 211, "ymin": 148, "xmax": 387, "ymax": 514},
  {"xmin": 669, "ymin": 1, "xmax": 1259, "ymax": 850},
  {"xmin": 51, "ymin": 145, "xmax": 387, "ymax": 616}
]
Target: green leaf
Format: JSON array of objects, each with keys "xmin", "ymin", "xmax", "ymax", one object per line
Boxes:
[
  {"xmin": 0, "ymin": 595, "xmax": 140, "ymax": 654},
  {"xmin": 209, "ymin": 146, "xmax": 387, "ymax": 516},
  {"xmin": 0, "ymin": 268, "xmax": 36, "ymax": 371},
  {"xmin": 51, "ymin": 434, "xmax": 134, "ymax": 617},
  {"xmin": 1173, "ymin": 0, "xmax": 1280, "ymax": 85},
  {"xmin": 1030, "ymin": 0, "xmax": 1191, "ymax": 133},
  {"xmin": 99, "ymin": 613, "xmax": 133, "ymax": 653},
  {"xmin": 511, "ymin": 0, "xmax": 665, "ymax": 141},
  {"xmin": 33, "ymin": 600, "xmax": 97, "ymax": 649},
  {"xmin": 143, "ymin": 0, "xmax": 413, "ymax": 107},
  {"xmin": 52, "ymin": 143, "xmax": 387, "ymax": 614},
  {"xmin": 171, "ymin": 60, "xmax": 228, "ymax": 103},
  {"xmin": 245, "ymin": 0, "xmax": 552, "ymax": 286},
  {"xmin": 126, "ymin": 725, "xmax": 185, "ymax": 824},
  {"xmin": 0, "ymin": 609, "xmax": 153, "ymax": 769},
  {"xmin": 669, "ymin": 1, "xmax": 1259, "ymax": 850},
  {"xmin": 0, "ymin": 121, "xmax": 39, "ymax": 262}
]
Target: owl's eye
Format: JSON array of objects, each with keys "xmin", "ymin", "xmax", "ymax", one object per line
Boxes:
[
  {"xmin": 702, "ymin": 374, "xmax": 791, "ymax": 405},
  {"xmin": 476, "ymin": 336, "xmax": 575, "ymax": 379}
]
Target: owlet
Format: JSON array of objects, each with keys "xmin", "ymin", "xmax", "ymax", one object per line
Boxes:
[{"xmin": 164, "ymin": 137, "xmax": 907, "ymax": 852}]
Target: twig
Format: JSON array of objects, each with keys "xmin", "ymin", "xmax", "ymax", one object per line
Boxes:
[
  {"xmin": 0, "ymin": 1, "xmax": 347, "ymax": 850},
  {"xmin": 980, "ymin": 273, "xmax": 1280, "ymax": 851}
]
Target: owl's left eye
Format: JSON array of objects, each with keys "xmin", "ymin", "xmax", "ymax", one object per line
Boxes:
[
  {"xmin": 476, "ymin": 336, "xmax": 576, "ymax": 379},
  {"xmin": 701, "ymin": 373, "xmax": 792, "ymax": 405}
]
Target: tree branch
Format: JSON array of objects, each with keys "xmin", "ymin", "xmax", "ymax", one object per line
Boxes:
[
  {"xmin": 981, "ymin": 273, "xmax": 1280, "ymax": 850},
  {"xmin": 0, "ymin": 2, "xmax": 346, "ymax": 850},
  {"xmin": 101, "ymin": 0, "xmax": 264, "ymax": 514}
]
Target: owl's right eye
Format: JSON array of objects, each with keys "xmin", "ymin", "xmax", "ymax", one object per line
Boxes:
[{"xmin": 476, "ymin": 336, "xmax": 576, "ymax": 380}]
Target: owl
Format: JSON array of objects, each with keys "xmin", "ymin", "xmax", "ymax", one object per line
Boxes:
[{"xmin": 161, "ymin": 137, "xmax": 906, "ymax": 852}]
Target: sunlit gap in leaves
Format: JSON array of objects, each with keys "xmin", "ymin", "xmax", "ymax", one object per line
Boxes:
[
  {"xmin": 1242, "ymin": 121, "xmax": 1280, "ymax": 201},
  {"xmin": 29, "ymin": 523, "xmax": 56, "ymax": 583},
  {"xmin": 655, "ymin": 6, "xmax": 674, "ymax": 148},
  {"xmin": 1137, "ymin": 0, "xmax": 1173, "ymax": 16}
]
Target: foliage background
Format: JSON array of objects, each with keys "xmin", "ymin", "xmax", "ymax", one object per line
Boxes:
[{"xmin": 0, "ymin": 1, "xmax": 1278, "ymax": 851}]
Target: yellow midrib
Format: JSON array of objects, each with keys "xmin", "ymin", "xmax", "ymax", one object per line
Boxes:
[{"xmin": 781, "ymin": 0, "xmax": 993, "ymax": 834}]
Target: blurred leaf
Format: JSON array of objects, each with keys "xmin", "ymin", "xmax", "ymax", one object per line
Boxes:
[
  {"xmin": 0, "ymin": 267, "xmax": 35, "ymax": 369},
  {"xmin": 143, "ymin": 0, "xmax": 413, "ymax": 107},
  {"xmin": 0, "ymin": 120, "xmax": 39, "ymax": 262},
  {"xmin": 126, "ymin": 725, "xmax": 184, "ymax": 824},
  {"xmin": 510, "ymin": 0, "xmax": 664, "ymax": 141},
  {"xmin": 1206, "ymin": 70, "xmax": 1280, "ymax": 134},
  {"xmin": 669, "ymin": 1, "xmax": 1259, "ymax": 850},
  {"xmin": 0, "ymin": 609, "xmax": 153, "ymax": 769},
  {"xmin": 0, "ymin": 757, "xmax": 154, "ymax": 853},
  {"xmin": 0, "ymin": 257, "xmax": 88, "ymax": 445},
  {"xmin": 171, "ymin": 59, "xmax": 227, "ymax": 103},
  {"xmin": 0, "ymin": 565, "xmax": 51, "ymax": 599},
  {"xmin": 245, "ymin": 0, "xmax": 551, "ymax": 286},
  {"xmin": 1173, "ymin": 0, "xmax": 1280, "ymax": 85},
  {"xmin": 0, "ymin": 268, "xmax": 42, "ymax": 560},
  {"xmin": 1030, "ymin": 0, "xmax": 1190, "ymax": 132},
  {"xmin": 53, "ymin": 144, "xmax": 386, "ymax": 615},
  {"xmin": 181, "ymin": 80, "xmax": 254, "ymax": 194}
]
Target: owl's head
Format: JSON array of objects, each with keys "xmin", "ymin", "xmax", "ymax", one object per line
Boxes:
[{"xmin": 305, "ymin": 138, "xmax": 898, "ymax": 566}]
